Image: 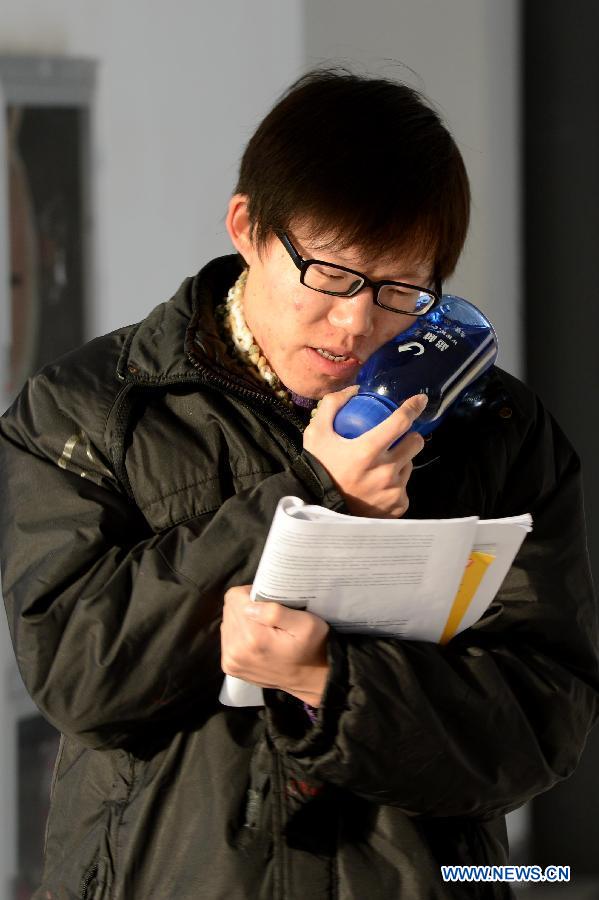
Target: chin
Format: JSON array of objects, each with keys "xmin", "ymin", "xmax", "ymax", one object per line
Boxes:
[
  {"xmin": 284, "ymin": 382, "xmax": 321, "ymax": 400},
  {"xmin": 275, "ymin": 353, "xmax": 357, "ymax": 399},
  {"xmin": 290, "ymin": 377, "xmax": 354, "ymax": 401}
]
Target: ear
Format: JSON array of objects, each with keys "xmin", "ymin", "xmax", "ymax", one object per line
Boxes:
[{"xmin": 225, "ymin": 194, "xmax": 258, "ymax": 265}]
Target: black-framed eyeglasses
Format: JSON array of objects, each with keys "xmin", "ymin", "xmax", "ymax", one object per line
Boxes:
[{"xmin": 275, "ymin": 230, "xmax": 441, "ymax": 316}]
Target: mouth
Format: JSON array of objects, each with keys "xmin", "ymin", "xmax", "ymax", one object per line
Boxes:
[
  {"xmin": 306, "ymin": 346, "xmax": 363, "ymax": 374},
  {"xmin": 312, "ymin": 346, "xmax": 363, "ymax": 363}
]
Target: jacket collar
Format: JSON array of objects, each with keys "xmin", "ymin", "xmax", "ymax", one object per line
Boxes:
[{"xmin": 116, "ymin": 254, "xmax": 256, "ymax": 387}]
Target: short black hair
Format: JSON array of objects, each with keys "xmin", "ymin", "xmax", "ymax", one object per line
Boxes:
[{"xmin": 235, "ymin": 67, "xmax": 470, "ymax": 285}]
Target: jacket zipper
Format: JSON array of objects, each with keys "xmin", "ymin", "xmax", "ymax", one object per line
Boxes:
[
  {"xmin": 183, "ymin": 351, "xmax": 306, "ymax": 456},
  {"xmin": 271, "ymin": 750, "xmax": 286, "ymax": 899},
  {"xmin": 112, "ymin": 336, "xmax": 330, "ymax": 893},
  {"xmin": 79, "ymin": 859, "xmax": 98, "ymax": 899},
  {"xmin": 242, "ymin": 771, "xmax": 269, "ymax": 830},
  {"xmin": 116, "ymin": 356, "xmax": 305, "ymax": 450},
  {"xmin": 110, "ymin": 359, "xmax": 305, "ymax": 502}
]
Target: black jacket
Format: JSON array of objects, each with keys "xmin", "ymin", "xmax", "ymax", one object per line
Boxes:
[{"xmin": 1, "ymin": 254, "xmax": 598, "ymax": 900}]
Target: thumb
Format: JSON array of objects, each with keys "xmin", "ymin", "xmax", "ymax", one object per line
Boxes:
[
  {"xmin": 364, "ymin": 392, "xmax": 428, "ymax": 453},
  {"xmin": 399, "ymin": 392, "xmax": 429, "ymax": 419}
]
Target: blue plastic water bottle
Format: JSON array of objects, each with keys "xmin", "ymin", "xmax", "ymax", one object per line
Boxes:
[{"xmin": 333, "ymin": 295, "xmax": 498, "ymax": 439}]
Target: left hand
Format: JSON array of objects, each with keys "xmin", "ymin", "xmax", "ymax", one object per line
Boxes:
[{"xmin": 221, "ymin": 584, "xmax": 330, "ymax": 706}]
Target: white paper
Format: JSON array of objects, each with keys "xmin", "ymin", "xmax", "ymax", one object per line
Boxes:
[
  {"xmin": 455, "ymin": 515, "xmax": 532, "ymax": 632},
  {"xmin": 251, "ymin": 497, "xmax": 478, "ymax": 641},
  {"xmin": 218, "ymin": 675, "xmax": 263, "ymax": 707},
  {"xmin": 219, "ymin": 497, "xmax": 532, "ymax": 707}
]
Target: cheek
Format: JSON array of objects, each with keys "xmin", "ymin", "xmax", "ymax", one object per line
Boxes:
[
  {"xmin": 381, "ymin": 313, "xmax": 412, "ymax": 342},
  {"xmin": 371, "ymin": 320, "xmax": 397, "ymax": 348},
  {"xmin": 289, "ymin": 285, "xmax": 311, "ymax": 316},
  {"xmin": 291, "ymin": 294, "xmax": 327, "ymax": 326},
  {"xmin": 287, "ymin": 293, "xmax": 319, "ymax": 329},
  {"xmin": 259, "ymin": 282, "xmax": 323, "ymax": 355}
]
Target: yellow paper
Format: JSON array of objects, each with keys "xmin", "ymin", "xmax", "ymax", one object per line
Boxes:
[{"xmin": 439, "ymin": 551, "xmax": 496, "ymax": 644}]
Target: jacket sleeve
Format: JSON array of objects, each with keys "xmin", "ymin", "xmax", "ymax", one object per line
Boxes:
[
  {"xmin": 264, "ymin": 393, "xmax": 599, "ymax": 819},
  {"xmin": 0, "ymin": 371, "xmax": 341, "ymax": 751}
]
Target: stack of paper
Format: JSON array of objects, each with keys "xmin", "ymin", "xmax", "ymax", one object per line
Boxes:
[{"xmin": 220, "ymin": 497, "xmax": 532, "ymax": 707}]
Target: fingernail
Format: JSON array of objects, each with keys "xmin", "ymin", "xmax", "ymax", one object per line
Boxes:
[{"xmin": 416, "ymin": 393, "xmax": 428, "ymax": 410}]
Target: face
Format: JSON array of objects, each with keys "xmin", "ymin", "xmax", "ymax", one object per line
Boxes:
[{"xmin": 225, "ymin": 196, "xmax": 435, "ymax": 399}]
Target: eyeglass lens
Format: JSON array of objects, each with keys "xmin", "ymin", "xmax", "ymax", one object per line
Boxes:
[{"xmin": 304, "ymin": 262, "xmax": 434, "ymax": 314}]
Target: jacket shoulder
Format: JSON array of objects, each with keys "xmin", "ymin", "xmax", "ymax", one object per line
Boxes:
[
  {"xmin": 467, "ymin": 365, "xmax": 573, "ymax": 460},
  {"xmin": 487, "ymin": 367, "xmax": 580, "ymax": 516},
  {"xmin": 492, "ymin": 366, "xmax": 541, "ymax": 422},
  {"xmin": 0, "ymin": 327, "xmax": 135, "ymax": 490},
  {"xmin": 492, "ymin": 366, "xmax": 576, "ymax": 457},
  {"xmin": 433, "ymin": 366, "xmax": 578, "ymax": 519}
]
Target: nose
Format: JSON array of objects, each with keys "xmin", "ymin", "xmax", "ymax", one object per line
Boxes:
[{"xmin": 327, "ymin": 287, "xmax": 375, "ymax": 337}]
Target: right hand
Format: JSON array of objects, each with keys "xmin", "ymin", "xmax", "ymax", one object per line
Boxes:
[{"xmin": 303, "ymin": 386, "xmax": 428, "ymax": 518}]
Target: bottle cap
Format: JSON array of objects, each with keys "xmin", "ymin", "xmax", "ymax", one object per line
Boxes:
[{"xmin": 333, "ymin": 393, "xmax": 397, "ymax": 439}]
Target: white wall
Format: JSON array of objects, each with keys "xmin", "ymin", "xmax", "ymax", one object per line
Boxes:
[
  {"xmin": 0, "ymin": 3, "xmax": 305, "ymax": 895},
  {"xmin": 304, "ymin": 0, "xmax": 522, "ymax": 377},
  {"xmin": 0, "ymin": 0, "xmax": 306, "ymax": 339}
]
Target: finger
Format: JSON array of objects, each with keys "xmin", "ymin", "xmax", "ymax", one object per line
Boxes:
[
  {"xmin": 244, "ymin": 599, "xmax": 280, "ymax": 626},
  {"xmin": 358, "ymin": 393, "xmax": 428, "ymax": 455},
  {"xmin": 222, "ymin": 585, "xmax": 254, "ymax": 628},
  {"xmin": 390, "ymin": 497, "xmax": 410, "ymax": 518},
  {"xmin": 223, "ymin": 584, "xmax": 253, "ymax": 606},
  {"xmin": 386, "ymin": 429, "xmax": 425, "ymax": 464},
  {"xmin": 244, "ymin": 600, "xmax": 303, "ymax": 630},
  {"xmin": 311, "ymin": 384, "xmax": 360, "ymax": 422},
  {"xmin": 244, "ymin": 600, "xmax": 324, "ymax": 635},
  {"xmin": 396, "ymin": 459, "xmax": 414, "ymax": 489},
  {"xmin": 375, "ymin": 455, "xmax": 413, "ymax": 494}
]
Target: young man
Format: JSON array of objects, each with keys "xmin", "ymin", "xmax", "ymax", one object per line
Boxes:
[{"xmin": 1, "ymin": 69, "xmax": 597, "ymax": 899}]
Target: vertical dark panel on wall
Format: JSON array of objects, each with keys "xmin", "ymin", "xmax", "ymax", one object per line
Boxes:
[{"xmin": 524, "ymin": 0, "xmax": 599, "ymax": 875}]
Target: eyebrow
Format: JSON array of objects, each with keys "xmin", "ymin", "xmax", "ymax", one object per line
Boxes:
[
  {"xmin": 296, "ymin": 234, "xmax": 430, "ymax": 284},
  {"xmin": 315, "ymin": 250, "xmax": 429, "ymax": 284}
]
